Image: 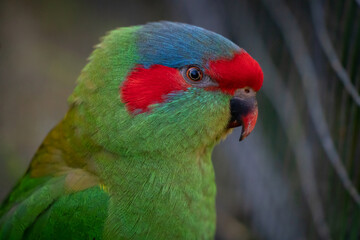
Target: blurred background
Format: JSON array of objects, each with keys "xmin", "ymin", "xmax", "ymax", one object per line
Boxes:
[{"xmin": 0, "ymin": 0, "xmax": 359, "ymax": 239}]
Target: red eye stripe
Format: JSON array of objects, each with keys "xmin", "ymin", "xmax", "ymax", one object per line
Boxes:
[
  {"xmin": 121, "ymin": 65, "xmax": 190, "ymax": 113},
  {"xmin": 206, "ymin": 51, "xmax": 263, "ymax": 95},
  {"xmin": 120, "ymin": 52, "xmax": 263, "ymax": 114}
]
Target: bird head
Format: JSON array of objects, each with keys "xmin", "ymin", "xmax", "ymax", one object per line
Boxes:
[{"xmin": 70, "ymin": 22, "xmax": 263, "ymax": 156}]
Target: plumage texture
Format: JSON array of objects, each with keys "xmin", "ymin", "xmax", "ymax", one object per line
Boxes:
[
  {"xmin": 0, "ymin": 21, "xmax": 263, "ymax": 239},
  {"xmin": 136, "ymin": 22, "xmax": 239, "ymax": 68}
]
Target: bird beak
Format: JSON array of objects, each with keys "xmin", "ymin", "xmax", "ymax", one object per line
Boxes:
[{"xmin": 227, "ymin": 90, "xmax": 258, "ymax": 141}]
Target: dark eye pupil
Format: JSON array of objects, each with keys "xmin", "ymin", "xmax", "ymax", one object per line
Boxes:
[
  {"xmin": 189, "ymin": 69, "xmax": 200, "ymax": 80},
  {"xmin": 186, "ymin": 66, "xmax": 203, "ymax": 82}
]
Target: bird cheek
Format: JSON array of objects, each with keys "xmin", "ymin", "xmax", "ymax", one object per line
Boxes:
[{"xmin": 121, "ymin": 65, "xmax": 188, "ymax": 114}]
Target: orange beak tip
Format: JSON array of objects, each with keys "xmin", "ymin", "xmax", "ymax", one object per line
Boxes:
[{"xmin": 239, "ymin": 108, "xmax": 258, "ymax": 141}]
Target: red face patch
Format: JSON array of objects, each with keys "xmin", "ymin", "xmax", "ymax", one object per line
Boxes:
[
  {"xmin": 121, "ymin": 51, "xmax": 263, "ymax": 114},
  {"xmin": 121, "ymin": 65, "xmax": 190, "ymax": 113},
  {"xmin": 206, "ymin": 51, "xmax": 263, "ymax": 95}
]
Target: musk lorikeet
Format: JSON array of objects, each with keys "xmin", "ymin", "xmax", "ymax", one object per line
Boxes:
[{"xmin": 0, "ymin": 22, "xmax": 263, "ymax": 239}]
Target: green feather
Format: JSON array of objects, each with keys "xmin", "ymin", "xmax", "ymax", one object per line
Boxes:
[
  {"xmin": 1, "ymin": 23, "xmax": 236, "ymax": 239},
  {"xmin": 24, "ymin": 186, "xmax": 109, "ymax": 240}
]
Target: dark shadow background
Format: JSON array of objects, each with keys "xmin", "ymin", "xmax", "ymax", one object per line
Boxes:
[{"xmin": 1, "ymin": 1, "xmax": 359, "ymax": 239}]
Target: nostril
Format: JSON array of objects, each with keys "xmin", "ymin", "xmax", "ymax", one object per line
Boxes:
[{"xmin": 244, "ymin": 88, "xmax": 250, "ymax": 94}]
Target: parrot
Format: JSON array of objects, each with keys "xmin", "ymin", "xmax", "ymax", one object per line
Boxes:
[{"xmin": 0, "ymin": 21, "xmax": 263, "ymax": 239}]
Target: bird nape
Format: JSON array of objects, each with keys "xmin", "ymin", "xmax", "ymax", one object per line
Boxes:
[{"xmin": 0, "ymin": 21, "xmax": 263, "ymax": 240}]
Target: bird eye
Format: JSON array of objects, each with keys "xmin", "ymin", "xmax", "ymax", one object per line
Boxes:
[{"xmin": 186, "ymin": 66, "xmax": 203, "ymax": 81}]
